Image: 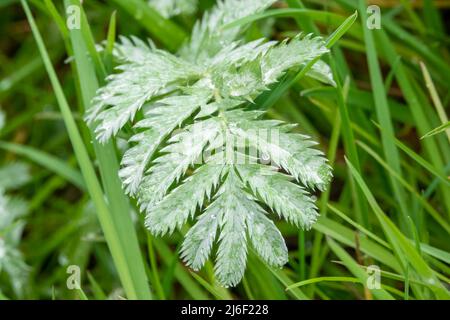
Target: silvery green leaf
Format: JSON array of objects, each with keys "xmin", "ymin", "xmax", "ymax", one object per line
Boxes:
[
  {"xmin": 138, "ymin": 119, "xmax": 221, "ymax": 211},
  {"xmin": 0, "ymin": 163, "xmax": 30, "ymax": 191},
  {"xmin": 212, "ymin": 169, "xmax": 255, "ymax": 287},
  {"xmin": 213, "ymin": 59, "xmax": 266, "ymax": 100},
  {"xmin": 180, "ymin": 206, "xmax": 220, "ymax": 271},
  {"xmin": 229, "ymin": 120, "xmax": 332, "ymax": 190},
  {"xmin": 210, "ymin": 38, "xmax": 275, "ymax": 68},
  {"xmin": 0, "ymin": 237, "xmax": 30, "ymax": 297},
  {"xmin": 0, "ymin": 185, "xmax": 29, "ymax": 297},
  {"xmin": 113, "ymin": 36, "xmax": 156, "ymax": 63},
  {"xmin": 307, "ymin": 60, "xmax": 336, "ymax": 86}
]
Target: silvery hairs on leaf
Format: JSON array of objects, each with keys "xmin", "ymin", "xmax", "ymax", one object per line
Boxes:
[
  {"xmin": 89, "ymin": 0, "xmax": 333, "ymax": 287},
  {"xmin": 0, "ymin": 192, "xmax": 30, "ymax": 296}
]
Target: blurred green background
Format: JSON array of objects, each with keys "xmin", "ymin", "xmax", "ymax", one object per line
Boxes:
[{"xmin": 0, "ymin": 0, "xmax": 449, "ymax": 300}]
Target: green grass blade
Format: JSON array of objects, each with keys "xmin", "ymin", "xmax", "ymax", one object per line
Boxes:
[
  {"xmin": 21, "ymin": 0, "xmax": 150, "ymax": 300},
  {"xmin": 104, "ymin": 11, "xmax": 117, "ymax": 73},
  {"xmin": 329, "ymin": 59, "xmax": 369, "ymax": 228},
  {"xmin": 287, "ymin": 276, "xmax": 404, "ymax": 298},
  {"xmin": 222, "ymin": 8, "xmax": 361, "ymax": 42}
]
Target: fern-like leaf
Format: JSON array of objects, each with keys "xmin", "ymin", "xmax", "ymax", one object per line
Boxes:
[
  {"xmin": 261, "ymin": 34, "xmax": 329, "ymax": 85},
  {"xmin": 145, "ymin": 163, "xmax": 226, "ymax": 236},
  {"xmin": 237, "ymin": 165, "xmax": 319, "ymax": 229},
  {"xmin": 180, "ymin": 0, "xmax": 277, "ymax": 62},
  {"xmin": 307, "ymin": 60, "xmax": 336, "ymax": 86},
  {"xmin": 90, "ymin": 0, "xmax": 334, "ymax": 288},
  {"xmin": 246, "ymin": 206, "xmax": 288, "ymax": 267},
  {"xmin": 119, "ymin": 92, "xmax": 211, "ymax": 195},
  {"xmin": 137, "ymin": 118, "xmax": 222, "ymax": 211},
  {"xmin": 0, "ymin": 162, "xmax": 30, "ymax": 191}
]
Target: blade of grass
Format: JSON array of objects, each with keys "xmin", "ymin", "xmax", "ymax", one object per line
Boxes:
[
  {"xmin": 383, "ymin": 19, "xmax": 450, "ymax": 87},
  {"xmin": 0, "ymin": 141, "xmax": 85, "ymax": 190},
  {"xmin": 64, "ymin": 0, "xmax": 152, "ymax": 299},
  {"xmin": 327, "ymin": 204, "xmax": 389, "ymax": 248},
  {"xmin": 356, "ymin": 139, "xmax": 450, "ymax": 234},
  {"xmin": 420, "ymin": 62, "xmax": 450, "ymax": 142},
  {"xmin": 222, "ymin": 8, "xmax": 362, "ymax": 42},
  {"xmin": 286, "ymin": 276, "xmax": 404, "ymax": 298},
  {"xmin": 21, "ymin": 0, "xmax": 151, "ymax": 300},
  {"xmin": 286, "ymin": 0, "xmax": 319, "ymax": 33},
  {"xmin": 266, "ymin": 267, "xmax": 308, "ymax": 300},
  {"xmin": 152, "ymin": 238, "xmax": 209, "ymax": 300},
  {"xmin": 392, "ymin": 136, "xmax": 450, "ymax": 186},
  {"xmin": 423, "ymin": 0, "xmax": 445, "ymax": 38},
  {"xmin": 358, "ymin": 0, "xmax": 410, "ymax": 232},
  {"xmin": 255, "ymin": 10, "xmax": 358, "ymax": 111},
  {"xmin": 87, "ymin": 272, "xmax": 107, "ymax": 300},
  {"xmin": 109, "ymin": 0, "xmax": 186, "ymax": 51},
  {"xmin": 308, "ymin": 76, "xmax": 345, "ymax": 295},
  {"xmin": 398, "ymin": 0, "xmax": 426, "ymax": 35},
  {"xmin": 327, "ymin": 237, "xmax": 395, "ymax": 300},
  {"xmin": 298, "ymin": 229, "xmax": 306, "ymax": 281},
  {"xmin": 421, "ymin": 121, "xmax": 450, "ymax": 140},
  {"xmin": 188, "ymin": 272, "xmax": 231, "ymax": 300},
  {"xmin": 330, "ymin": 60, "xmax": 369, "ymax": 228},
  {"xmin": 147, "ymin": 235, "xmax": 165, "ymax": 300},
  {"xmin": 314, "ymin": 215, "xmax": 401, "ymax": 272},
  {"xmin": 104, "ymin": 11, "xmax": 117, "ymax": 73}
]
